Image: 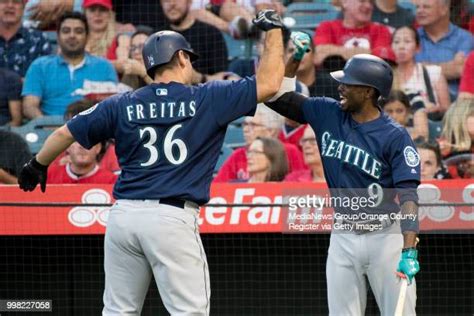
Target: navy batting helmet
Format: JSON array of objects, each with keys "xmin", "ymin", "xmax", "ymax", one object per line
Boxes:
[
  {"xmin": 142, "ymin": 30, "xmax": 199, "ymax": 77},
  {"xmin": 330, "ymin": 54, "xmax": 393, "ymax": 98}
]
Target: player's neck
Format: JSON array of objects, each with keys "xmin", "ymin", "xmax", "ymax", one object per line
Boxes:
[
  {"xmin": 351, "ymin": 103, "xmax": 381, "ymax": 123},
  {"xmin": 154, "ymin": 73, "xmax": 187, "ymax": 85}
]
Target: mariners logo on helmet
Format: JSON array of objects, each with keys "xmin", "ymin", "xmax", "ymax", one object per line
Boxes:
[{"xmin": 147, "ymin": 55, "xmax": 155, "ymax": 66}]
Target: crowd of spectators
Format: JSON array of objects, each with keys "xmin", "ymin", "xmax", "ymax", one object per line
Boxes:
[{"xmin": 0, "ymin": 0, "xmax": 473, "ymax": 184}]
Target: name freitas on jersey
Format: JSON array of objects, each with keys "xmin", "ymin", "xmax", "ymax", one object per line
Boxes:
[{"xmin": 126, "ymin": 100, "xmax": 196, "ymax": 121}]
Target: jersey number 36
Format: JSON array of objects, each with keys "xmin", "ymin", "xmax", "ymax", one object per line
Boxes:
[{"xmin": 139, "ymin": 124, "xmax": 188, "ymax": 166}]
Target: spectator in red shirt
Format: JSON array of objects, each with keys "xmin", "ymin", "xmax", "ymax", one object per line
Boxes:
[
  {"xmin": 247, "ymin": 137, "xmax": 289, "ymax": 182},
  {"xmin": 214, "ymin": 104, "xmax": 306, "ymax": 182},
  {"xmin": 278, "ymin": 120, "xmax": 306, "ymax": 151},
  {"xmin": 284, "ymin": 125, "xmax": 325, "ymax": 183},
  {"xmin": 47, "ymin": 140, "xmax": 117, "ymax": 184},
  {"xmin": 459, "ymin": 51, "xmax": 474, "ymax": 99},
  {"xmin": 313, "ymin": 0, "xmax": 392, "ymax": 67},
  {"xmin": 50, "ymin": 98, "xmax": 120, "ymax": 175}
]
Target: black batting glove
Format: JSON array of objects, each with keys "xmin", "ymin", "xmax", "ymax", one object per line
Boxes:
[
  {"xmin": 252, "ymin": 9, "xmax": 284, "ymax": 31},
  {"xmin": 18, "ymin": 157, "xmax": 48, "ymax": 193}
]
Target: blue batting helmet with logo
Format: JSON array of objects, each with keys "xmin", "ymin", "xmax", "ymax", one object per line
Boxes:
[
  {"xmin": 142, "ymin": 30, "xmax": 199, "ymax": 77},
  {"xmin": 330, "ymin": 54, "xmax": 393, "ymax": 98}
]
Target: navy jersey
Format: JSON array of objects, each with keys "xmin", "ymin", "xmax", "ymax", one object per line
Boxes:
[
  {"xmin": 67, "ymin": 77, "xmax": 257, "ymax": 204},
  {"xmin": 302, "ymin": 97, "xmax": 421, "ymax": 213}
]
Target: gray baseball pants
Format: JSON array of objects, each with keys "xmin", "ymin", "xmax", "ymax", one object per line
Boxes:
[{"xmin": 102, "ymin": 200, "xmax": 210, "ymax": 316}]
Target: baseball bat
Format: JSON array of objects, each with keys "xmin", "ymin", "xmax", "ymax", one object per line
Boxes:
[
  {"xmin": 395, "ymin": 238, "xmax": 419, "ymax": 316},
  {"xmin": 394, "ymin": 275, "xmax": 408, "ymax": 316}
]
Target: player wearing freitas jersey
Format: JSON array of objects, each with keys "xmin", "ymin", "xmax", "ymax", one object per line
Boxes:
[
  {"xmin": 18, "ymin": 10, "xmax": 286, "ymax": 316},
  {"xmin": 267, "ymin": 32, "xmax": 421, "ymax": 315}
]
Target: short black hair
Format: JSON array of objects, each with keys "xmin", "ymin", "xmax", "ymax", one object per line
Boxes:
[
  {"xmin": 57, "ymin": 11, "xmax": 89, "ymax": 35},
  {"xmin": 64, "ymin": 98, "xmax": 96, "ymax": 120},
  {"xmin": 414, "ymin": 137, "xmax": 442, "ymax": 167},
  {"xmin": 131, "ymin": 25, "xmax": 155, "ymax": 39},
  {"xmin": 380, "ymin": 90, "xmax": 410, "ymax": 109},
  {"xmin": 392, "ymin": 25, "xmax": 420, "ymax": 46}
]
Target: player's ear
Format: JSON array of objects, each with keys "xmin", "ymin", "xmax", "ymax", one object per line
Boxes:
[
  {"xmin": 367, "ymin": 87, "xmax": 376, "ymax": 100},
  {"xmin": 177, "ymin": 51, "xmax": 188, "ymax": 68}
]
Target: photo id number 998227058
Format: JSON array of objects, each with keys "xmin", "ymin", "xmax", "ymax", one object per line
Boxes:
[{"xmin": 0, "ymin": 299, "xmax": 52, "ymax": 312}]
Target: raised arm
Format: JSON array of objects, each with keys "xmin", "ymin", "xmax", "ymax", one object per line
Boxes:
[
  {"xmin": 253, "ymin": 10, "xmax": 285, "ymax": 103},
  {"xmin": 433, "ymin": 52, "xmax": 466, "ymax": 80},
  {"xmin": 265, "ymin": 32, "xmax": 311, "ymax": 123}
]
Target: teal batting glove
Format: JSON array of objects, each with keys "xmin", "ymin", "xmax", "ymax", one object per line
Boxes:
[
  {"xmin": 290, "ymin": 31, "xmax": 311, "ymax": 61},
  {"xmin": 397, "ymin": 248, "xmax": 420, "ymax": 284}
]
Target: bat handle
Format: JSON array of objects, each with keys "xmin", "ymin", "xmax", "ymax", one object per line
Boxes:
[{"xmin": 394, "ymin": 276, "xmax": 408, "ymax": 316}]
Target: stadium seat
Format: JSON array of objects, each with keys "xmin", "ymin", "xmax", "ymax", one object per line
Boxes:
[
  {"xmin": 222, "ymin": 33, "xmax": 257, "ymax": 60},
  {"xmin": 230, "ymin": 117, "xmax": 245, "ymax": 128},
  {"xmin": 399, "ymin": 0, "xmax": 417, "ymax": 15},
  {"xmin": 10, "ymin": 125, "xmax": 53, "ymax": 154},
  {"xmin": 428, "ymin": 119, "xmax": 443, "ymax": 142},
  {"xmin": 9, "ymin": 116, "xmax": 64, "ymax": 154},
  {"xmin": 44, "ymin": 31, "xmax": 58, "ymax": 53},
  {"xmin": 30, "ymin": 115, "xmax": 65, "ymax": 129},
  {"xmin": 283, "ymin": 2, "xmax": 339, "ymax": 31},
  {"xmin": 224, "ymin": 125, "xmax": 245, "ymax": 149},
  {"xmin": 214, "ymin": 145, "xmax": 233, "ymax": 173}
]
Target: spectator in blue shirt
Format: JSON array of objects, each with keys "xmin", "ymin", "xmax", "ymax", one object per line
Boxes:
[
  {"xmin": 22, "ymin": 11, "xmax": 118, "ymax": 119},
  {"xmin": 0, "ymin": 0, "xmax": 51, "ymax": 77},
  {"xmin": 415, "ymin": 0, "xmax": 474, "ymax": 100}
]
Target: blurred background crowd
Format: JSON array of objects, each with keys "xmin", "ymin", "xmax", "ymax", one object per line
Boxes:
[{"xmin": 0, "ymin": 0, "xmax": 473, "ymax": 185}]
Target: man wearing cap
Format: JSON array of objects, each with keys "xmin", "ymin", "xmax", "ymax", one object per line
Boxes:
[
  {"xmin": 0, "ymin": 0, "xmax": 51, "ymax": 77},
  {"xmin": 82, "ymin": 0, "xmax": 131, "ymax": 63},
  {"xmin": 266, "ymin": 32, "xmax": 421, "ymax": 315}
]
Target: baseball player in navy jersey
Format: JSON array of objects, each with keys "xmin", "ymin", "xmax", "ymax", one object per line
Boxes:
[
  {"xmin": 17, "ymin": 10, "xmax": 285, "ymax": 315},
  {"xmin": 267, "ymin": 32, "xmax": 421, "ymax": 315}
]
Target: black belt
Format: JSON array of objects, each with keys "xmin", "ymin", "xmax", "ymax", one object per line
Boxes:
[
  {"xmin": 160, "ymin": 197, "xmax": 187, "ymax": 209},
  {"xmin": 160, "ymin": 198, "xmax": 199, "ymax": 209}
]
